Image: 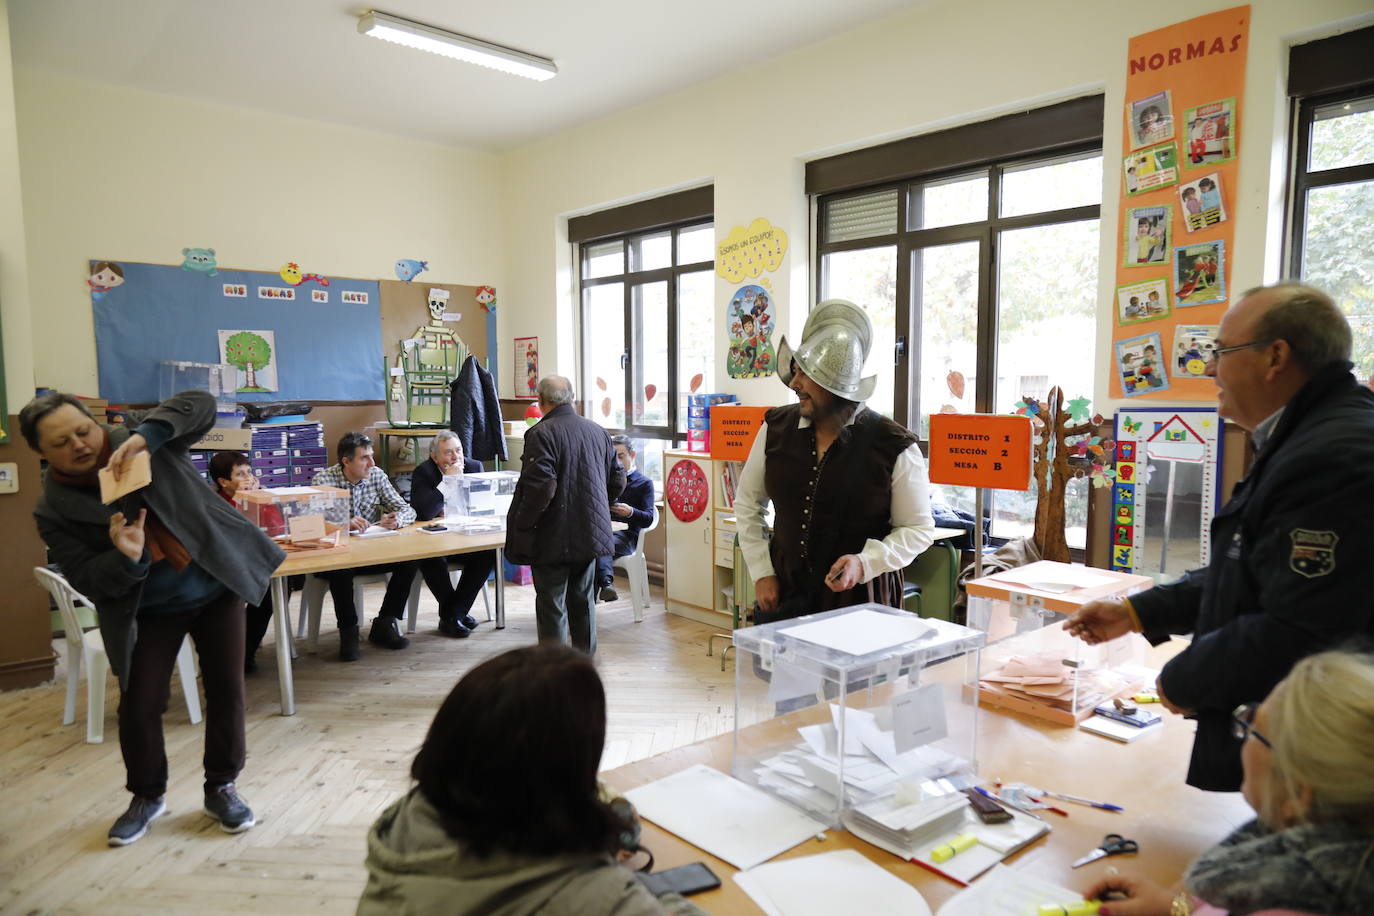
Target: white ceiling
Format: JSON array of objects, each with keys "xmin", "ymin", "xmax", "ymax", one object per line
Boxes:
[{"xmin": 10, "ymin": 0, "xmax": 921, "ymax": 151}]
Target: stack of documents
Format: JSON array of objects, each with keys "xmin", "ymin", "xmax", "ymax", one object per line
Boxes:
[{"xmin": 980, "ymin": 652, "xmax": 1131, "ymax": 714}]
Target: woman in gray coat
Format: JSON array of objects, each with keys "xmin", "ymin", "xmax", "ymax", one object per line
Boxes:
[{"xmin": 22, "ymin": 390, "xmax": 284, "ymax": 847}]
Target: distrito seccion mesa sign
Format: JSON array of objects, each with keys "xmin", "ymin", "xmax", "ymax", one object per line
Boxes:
[{"xmin": 927, "ymin": 414, "xmax": 1035, "ymax": 491}]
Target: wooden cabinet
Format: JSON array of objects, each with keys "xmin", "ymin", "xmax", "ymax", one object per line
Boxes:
[{"xmin": 663, "ymin": 450, "xmax": 739, "ymax": 627}]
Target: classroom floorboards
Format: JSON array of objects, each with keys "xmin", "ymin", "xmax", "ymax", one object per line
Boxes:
[{"xmin": 0, "ymin": 578, "xmax": 740, "ymax": 914}]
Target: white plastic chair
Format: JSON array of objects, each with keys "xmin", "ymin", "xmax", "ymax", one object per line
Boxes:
[
  {"xmin": 613, "ymin": 510, "xmax": 659, "ymax": 623},
  {"xmin": 299, "ymin": 571, "xmax": 423, "ymax": 653},
  {"xmin": 35, "ymin": 567, "xmax": 202, "ymax": 744},
  {"xmin": 402, "ymin": 559, "xmax": 493, "ymax": 631}
]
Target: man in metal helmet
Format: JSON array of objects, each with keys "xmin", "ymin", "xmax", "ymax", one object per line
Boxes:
[{"xmin": 734, "ymin": 300, "xmax": 935, "ymax": 621}]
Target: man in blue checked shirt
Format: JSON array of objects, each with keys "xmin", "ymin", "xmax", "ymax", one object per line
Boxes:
[{"xmin": 312, "ymin": 431, "xmax": 417, "ymax": 661}]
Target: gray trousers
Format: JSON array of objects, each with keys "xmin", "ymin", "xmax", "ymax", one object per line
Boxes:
[{"xmin": 531, "ymin": 560, "xmax": 597, "ymax": 655}]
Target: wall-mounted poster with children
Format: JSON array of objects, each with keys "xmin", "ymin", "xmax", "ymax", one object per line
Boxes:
[
  {"xmin": 514, "ymin": 336, "xmax": 538, "ymax": 399},
  {"xmin": 1117, "ymin": 331, "xmax": 1169, "ymax": 397},
  {"xmin": 726, "ymin": 284, "xmax": 777, "ymax": 378},
  {"xmin": 1123, "ymin": 205, "xmax": 1171, "ymax": 267},
  {"xmin": 1117, "ymin": 278, "xmax": 1171, "ymax": 326},
  {"xmin": 1173, "ymin": 324, "xmax": 1218, "ymax": 378},
  {"xmin": 1177, "ymin": 172, "xmax": 1226, "ymax": 232},
  {"xmin": 1129, "ymin": 90, "xmax": 1175, "ymax": 149},
  {"xmin": 1173, "ymin": 240, "xmax": 1226, "ymax": 307},
  {"xmin": 1123, "ymin": 143, "xmax": 1179, "ymax": 195},
  {"xmin": 1184, "ymin": 98, "xmax": 1235, "ymax": 168}
]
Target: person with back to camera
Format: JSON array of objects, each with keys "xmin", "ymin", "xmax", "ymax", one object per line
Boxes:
[
  {"xmin": 358, "ymin": 644, "xmax": 709, "ymax": 916},
  {"xmin": 1081, "ymin": 647, "xmax": 1374, "ymax": 915}
]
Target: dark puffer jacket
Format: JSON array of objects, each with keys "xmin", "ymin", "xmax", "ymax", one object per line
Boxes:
[{"xmin": 504, "ymin": 405, "xmax": 625, "ymax": 566}]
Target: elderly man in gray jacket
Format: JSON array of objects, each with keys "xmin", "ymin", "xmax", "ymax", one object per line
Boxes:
[
  {"xmin": 24, "ymin": 389, "xmax": 284, "ymax": 847},
  {"xmin": 505, "ymin": 377, "xmax": 625, "ymax": 655}
]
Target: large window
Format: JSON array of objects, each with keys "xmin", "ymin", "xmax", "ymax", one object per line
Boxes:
[
  {"xmin": 817, "ymin": 149, "xmax": 1102, "ymax": 546},
  {"xmin": 578, "ymin": 221, "xmax": 714, "ymax": 481},
  {"xmin": 1289, "ymin": 90, "xmax": 1374, "ymax": 381}
]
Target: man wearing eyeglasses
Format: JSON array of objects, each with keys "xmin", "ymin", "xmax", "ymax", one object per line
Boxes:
[{"xmin": 1068, "ymin": 283, "xmax": 1374, "ymax": 792}]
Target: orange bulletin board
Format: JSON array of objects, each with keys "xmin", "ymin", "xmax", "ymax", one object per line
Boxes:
[
  {"xmin": 709, "ymin": 404, "xmax": 771, "ymax": 461},
  {"xmin": 927, "ymin": 414, "xmax": 1034, "ymax": 490},
  {"xmin": 1112, "ymin": 6, "xmax": 1249, "ymax": 401}
]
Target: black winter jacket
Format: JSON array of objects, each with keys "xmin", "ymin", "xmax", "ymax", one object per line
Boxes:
[{"xmin": 449, "ymin": 356, "xmax": 507, "ymax": 463}]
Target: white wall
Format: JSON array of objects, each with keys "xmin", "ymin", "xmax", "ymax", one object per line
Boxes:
[
  {"xmin": 500, "ymin": 0, "xmax": 1374, "ymax": 410},
  {"xmin": 13, "ymin": 67, "xmax": 506, "ymax": 395},
  {"xmin": 0, "ymin": 0, "xmax": 33, "ymax": 406}
]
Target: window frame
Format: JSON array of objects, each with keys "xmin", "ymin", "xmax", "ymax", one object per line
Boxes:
[
  {"xmin": 1285, "ymin": 84, "xmax": 1374, "ymax": 279},
  {"xmin": 576, "ymin": 219, "xmax": 714, "ymax": 447}
]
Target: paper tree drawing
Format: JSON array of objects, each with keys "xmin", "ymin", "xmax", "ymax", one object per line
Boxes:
[{"xmin": 218, "ymin": 329, "xmax": 278, "ymax": 392}]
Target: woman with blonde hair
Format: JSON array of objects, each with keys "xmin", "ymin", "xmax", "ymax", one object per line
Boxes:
[{"xmin": 1087, "ymin": 647, "xmax": 1374, "ymax": 914}]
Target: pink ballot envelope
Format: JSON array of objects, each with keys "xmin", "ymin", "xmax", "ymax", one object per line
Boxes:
[{"xmin": 98, "ymin": 451, "xmax": 152, "ymax": 504}]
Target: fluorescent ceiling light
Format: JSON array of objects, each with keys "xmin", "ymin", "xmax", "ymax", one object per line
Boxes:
[{"xmin": 358, "ymin": 10, "xmax": 557, "ymax": 82}]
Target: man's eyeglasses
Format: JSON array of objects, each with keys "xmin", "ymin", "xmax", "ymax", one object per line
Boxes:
[
  {"xmin": 1208, "ymin": 340, "xmax": 1271, "ymax": 362},
  {"xmin": 1231, "ymin": 702, "xmax": 1273, "ymax": 748}
]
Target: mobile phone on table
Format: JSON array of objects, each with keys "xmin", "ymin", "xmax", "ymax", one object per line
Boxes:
[
  {"xmin": 420, "ymin": 523, "xmax": 448, "ymax": 532},
  {"xmin": 637, "ymin": 862, "xmax": 721, "ymax": 897}
]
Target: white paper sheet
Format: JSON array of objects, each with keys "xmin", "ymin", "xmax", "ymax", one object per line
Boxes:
[
  {"xmin": 263, "ymin": 486, "xmax": 318, "ymax": 495},
  {"xmin": 935, "ymin": 863, "xmax": 1080, "ymax": 916},
  {"xmin": 357, "ymin": 526, "xmax": 401, "ymax": 538},
  {"xmin": 780, "ymin": 609, "xmax": 933, "ymax": 657},
  {"xmin": 987, "ymin": 561, "xmax": 1117, "ymax": 593},
  {"xmin": 624, "ymin": 764, "xmax": 827, "ymax": 870},
  {"xmin": 735, "ymin": 849, "xmax": 932, "ymax": 916}
]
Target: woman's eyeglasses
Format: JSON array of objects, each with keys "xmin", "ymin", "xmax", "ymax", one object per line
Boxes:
[{"xmin": 1231, "ymin": 702, "xmax": 1273, "ymax": 748}]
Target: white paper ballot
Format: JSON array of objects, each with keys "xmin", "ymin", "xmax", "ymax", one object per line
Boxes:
[
  {"xmin": 891, "ymin": 683, "xmax": 949, "ymax": 753},
  {"xmin": 768, "ymin": 662, "xmax": 822, "ymax": 704},
  {"xmin": 987, "ymin": 560, "xmax": 1117, "ymax": 592},
  {"xmin": 935, "ymin": 863, "xmax": 1079, "ymax": 916},
  {"xmin": 735, "ymin": 849, "xmax": 933, "ymax": 916},
  {"xmin": 624, "ymin": 764, "xmax": 827, "ymax": 870},
  {"xmin": 780, "ymin": 609, "xmax": 933, "ymax": 657}
]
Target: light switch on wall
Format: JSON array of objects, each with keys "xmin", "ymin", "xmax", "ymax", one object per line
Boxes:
[{"xmin": 0, "ymin": 462, "xmax": 18, "ymax": 494}]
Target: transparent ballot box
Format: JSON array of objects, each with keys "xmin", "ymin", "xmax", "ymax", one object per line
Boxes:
[
  {"xmin": 466, "ymin": 470, "xmax": 519, "ymax": 516},
  {"xmin": 732, "ymin": 604, "xmax": 985, "ymax": 830},
  {"xmin": 159, "ymin": 360, "xmax": 240, "ymax": 421},
  {"xmin": 234, "ymin": 486, "xmax": 350, "ymax": 552},
  {"xmin": 966, "ymin": 561, "xmax": 1154, "ymax": 725}
]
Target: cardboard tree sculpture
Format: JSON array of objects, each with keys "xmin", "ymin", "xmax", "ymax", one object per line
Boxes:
[
  {"xmin": 1013, "ymin": 386, "xmax": 1112, "ymax": 562},
  {"xmin": 222, "ymin": 331, "xmax": 273, "ymax": 392}
]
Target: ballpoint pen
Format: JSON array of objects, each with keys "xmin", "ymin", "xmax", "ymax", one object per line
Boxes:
[{"xmin": 1043, "ymin": 791, "xmax": 1124, "ymax": 812}]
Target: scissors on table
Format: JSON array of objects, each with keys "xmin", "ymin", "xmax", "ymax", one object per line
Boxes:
[{"xmin": 1071, "ymin": 833, "xmax": 1140, "ymax": 868}]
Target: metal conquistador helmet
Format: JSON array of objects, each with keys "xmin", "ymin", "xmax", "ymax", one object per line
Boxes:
[{"xmin": 776, "ymin": 298, "xmax": 877, "ymax": 402}]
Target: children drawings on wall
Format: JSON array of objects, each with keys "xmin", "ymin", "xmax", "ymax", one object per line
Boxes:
[
  {"xmin": 1116, "ymin": 331, "xmax": 1169, "ymax": 397},
  {"xmin": 87, "ymin": 261, "xmax": 126, "ymax": 301},
  {"xmin": 1173, "ymin": 240, "xmax": 1226, "ymax": 306},
  {"xmin": 726, "ymin": 284, "xmax": 777, "ymax": 379},
  {"xmin": 1129, "ymin": 90, "xmax": 1175, "ymax": 148},
  {"xmin": 1123, "ymin": 143, "xmax": 1179, "ymax": 195},
  {"xmin": 1178, "ymin": 172, "xmax": 1227, "ymax": 231},
  {"xmin": 514, "ymin": 336, "xmax": 538, "ymax": 399},
  {"xmin": 1123, "ymin": 205, "xmax": 1171, "ymax": 267},
  {"xmin": 1173, "ymin": 324, "xmax": 1219, "ymax": 378},
  {"xmin": 1183, "ymin": 98, "xmax": 1236, "ymax": 167},
  {"xmin": 1117, "ymin": 278, "xmax": 1171, "ymax": 326},
  {"xmin": 218, "ymin": 329, "xmax": 278, "ymax": 393}
]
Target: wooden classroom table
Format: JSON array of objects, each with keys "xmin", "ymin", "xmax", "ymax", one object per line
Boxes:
[
  {"xmin": 267, "ymin": 522, "xmax": 506, "ymax": 716},
  {"xmin": 602, "ymin": 644, "xmax": 1252, "ymax": 913}
]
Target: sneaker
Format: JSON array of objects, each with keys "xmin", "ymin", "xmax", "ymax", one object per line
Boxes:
[
  {"xmin": 438, "ymin": 617, "xmax": 471, "ymax": 638},
  {"xmin": 108, "ymin": 795, "xmax": 167, "ymax": 847},
  {"xmin": 204, "ymin": 783, "xmax": 256, "ymax": 833},
  {"xmin": 368, "ymin": 616, "xmax": 410, "ymax": 650},
  {"xmin": 599, "ymin": 585, "xmax": 619, "ymax": 602},
  {"xmin": 339, "ymin": 625, "xmax": 361, "ymax": 662},
  {"xmin": 457, "ymin": 614, "xmax": 480, "ymax": 631}
]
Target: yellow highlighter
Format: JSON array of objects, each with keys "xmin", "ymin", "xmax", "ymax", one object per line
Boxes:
[
  {"xmin": 1134, "ymin": 693, "xmax": 1160, "ymax": 703},
  {"xmin": 1036, "ymin": 901, "xmax": 1102, "ymax": 916},
  {"xmin": 930, "ymin": 832, "xmax": 978, "ymax": 862}
]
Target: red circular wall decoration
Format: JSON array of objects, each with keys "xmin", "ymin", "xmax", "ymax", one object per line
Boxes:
[{"xmin": 665, "ymin": 460, "xmax": 709, "ymax": 523}]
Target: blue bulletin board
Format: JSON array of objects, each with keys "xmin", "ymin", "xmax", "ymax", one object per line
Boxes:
[{"xmin": 91, "ymin": 260, "xmax": 384, "ymax": 403}]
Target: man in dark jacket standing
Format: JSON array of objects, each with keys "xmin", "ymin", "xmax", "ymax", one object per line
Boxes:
[
  {"xmin": 505, "ymin": 376, "xmax": 625, "ymax": 654},
  {"xmin": 1068, "ymin": 283, "xmax": 1374, "ymax": 791}
]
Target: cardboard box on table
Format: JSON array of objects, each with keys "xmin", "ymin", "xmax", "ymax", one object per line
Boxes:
[
  {"xmin": 966, "ymin": 561, "xmax": 1154, "ymax": 725},
  {"xmin": 731, "ymin": 603, "xmax": 985, "ymax": 831},
  {"xmin": 234, "ymin": 485, "xmax": 350, "ymax": 553}
]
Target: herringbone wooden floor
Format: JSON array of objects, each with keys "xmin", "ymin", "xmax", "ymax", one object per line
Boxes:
[{"xmin": 0, "ymin": 580, "xmax": 741, "ymax": 915}]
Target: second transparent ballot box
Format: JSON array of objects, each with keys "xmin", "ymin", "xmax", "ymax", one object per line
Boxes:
[
  {"xmin": 732, "ymin": 603, "xmax": 985, "ymax": 829},
  {"xmin": 965, "ymin": 561, "xmax": 1154, "ymax": 725},
  {"xmin": 234, "ymin": 486, "xmax": 350, "ymax": 551}
]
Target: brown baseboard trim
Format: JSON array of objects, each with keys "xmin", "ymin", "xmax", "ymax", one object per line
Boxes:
[{"xmin": 0, "ymin": 652, "xmax": 58, "ymax": 691}]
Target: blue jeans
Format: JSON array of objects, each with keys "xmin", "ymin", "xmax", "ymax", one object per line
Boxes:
[{"xmin": 532, "ymin": 561, "xmax": 597, "ymax": 655}]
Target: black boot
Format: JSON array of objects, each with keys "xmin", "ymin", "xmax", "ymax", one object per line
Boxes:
[
  {"xmin": 438, "ymin": 616, "xmax": 471, "ymax": 638},
  {"xmin": 368, "ymin": 616, "xmax": 410, "ymax": 650},
  {"xmin": 339, "ymin": 626, "xmax": 361, "ymax": 662}
]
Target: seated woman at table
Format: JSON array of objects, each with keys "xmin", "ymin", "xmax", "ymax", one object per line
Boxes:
[
  {"xmin": 409, "ymin": 430, "xmax": 496, "ymax": 639},
  {"xmin": 359, "ymin": 644, "xmax": 708, "ymax": 916},
  {"xmin": 208, "ymin": 450, "xmax": 276, "ymax": 673},
  {"xmin": 1087, "ymin": 647, "xmax": 1374, "ymax": 915}
]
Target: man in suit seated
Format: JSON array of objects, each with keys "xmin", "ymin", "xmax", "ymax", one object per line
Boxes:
[
  {"xmin": 411, "ymin": 431, "xmax": 497, "ymax": 638},
  {"xmin": 596, "ymin": 435, "xmax": 656, "ymax": 602}
]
